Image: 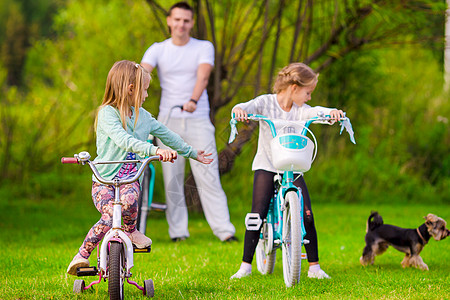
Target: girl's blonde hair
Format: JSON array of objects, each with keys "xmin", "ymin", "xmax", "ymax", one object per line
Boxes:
[
  {"xmin": 273, "ymin": 62, "xmax": 318, "ymax": 93},
  {"xmin": 96, "ymin": 60, "xmax": 150, "ymax": 130}
]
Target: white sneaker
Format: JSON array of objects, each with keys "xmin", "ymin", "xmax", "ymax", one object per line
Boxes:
[
  {"xmin": 308, "ymin": 269, "xmax": 331, "ymax": 279},
  {"xmin": 129, "ymin": 230, "xmax": 152, "ymax": 248},
  {"xmin": 230, "ymin": 268, "xmax": 251, "ymax": 279},
  {"xmin": 67, "ymin": 257, "xmax": 90, "ymax": 276}
]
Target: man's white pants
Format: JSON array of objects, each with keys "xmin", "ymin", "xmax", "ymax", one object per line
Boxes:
[{"xmin": 156, "ymin": 117, "xmax": 235, "ymax": 241}]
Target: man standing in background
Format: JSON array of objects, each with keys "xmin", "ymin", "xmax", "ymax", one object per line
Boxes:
[{"xmin": 141, "ymin": 2, "xmax": 236, "ymax": 242}]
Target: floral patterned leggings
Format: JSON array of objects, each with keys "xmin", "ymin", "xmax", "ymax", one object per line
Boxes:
[{"xmin": 77, "ymin": 181, "xmax": 140, "ymax": 259}]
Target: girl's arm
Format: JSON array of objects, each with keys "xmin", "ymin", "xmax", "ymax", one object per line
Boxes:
[
  {"xmin": 232, "ymin": 106, "xmax": 249, "ymax": 122},
  {"xmin": 147, "ymin": 117, "xmax": 197, "ymax": 159},
  {"xmin": 329, "ymin": 109, "xmax": 345, "ymax": 122},
  {"xmin": 231, "ymin": 95, "xmax": 267, "ymax": 121},
  {"xmin": 196, "ymin": 150, "xmax": 213, "ymax": 164},
  {"xmin": 302, "ymin": 105, "xmax": 344, "ymax": 123},
  {"xmin": 154, "ymin": 148, "xmax": 212, "ymax": 164},
  {"xmin": 155, "ymin": 148, "xmax": 177, "ymax": 162},
  {"xmin": 150, "ymin": 121, "xmax": 213, "ymax": 164}
]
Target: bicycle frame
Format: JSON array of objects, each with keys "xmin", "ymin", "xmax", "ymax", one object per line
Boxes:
[
  {"xmin": 248, "ymin": 116, "xmax": 310, "ymax": 246},
  {"xmin": 273, "ymin": 171, "xmax": 307, "ymax": 243},
  {"xmin": 244, "ymin": 113, "xmax": 354, "ymax": 237},
  {"xmin": 86, "ymin": 156, "xmax": 160, "ymax": 277},
  {"xmin": 62, "ymin": 152, "xmax": 161, "ymax": 296}
]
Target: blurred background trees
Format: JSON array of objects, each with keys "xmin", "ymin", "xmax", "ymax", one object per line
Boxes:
[{"xmin": 0, "ymin": 0, "xmax": 448, "ymax": 205}]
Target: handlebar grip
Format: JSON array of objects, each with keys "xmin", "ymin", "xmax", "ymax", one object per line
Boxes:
[{"xmin": 61, "ymin": 157, "xmax": 79, "ymax": 164}]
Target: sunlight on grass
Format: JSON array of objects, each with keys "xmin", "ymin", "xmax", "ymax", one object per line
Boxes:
[{"xmin": 0, "ymin": 192, "xmax": 448, "ymax": 299}]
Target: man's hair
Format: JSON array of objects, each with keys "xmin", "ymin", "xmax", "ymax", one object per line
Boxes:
[{"xmin": 167, "ymin": 2, "xmax": 194, "ymax": 17}]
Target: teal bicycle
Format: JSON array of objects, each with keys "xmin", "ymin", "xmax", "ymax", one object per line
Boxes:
[
  {"xmin": 136, "ymin": 133, "xmax": 167, "ymax": 234},
  {"xmin": 229, "ymin": 112, "xmax": 355, "ymax": 287}
]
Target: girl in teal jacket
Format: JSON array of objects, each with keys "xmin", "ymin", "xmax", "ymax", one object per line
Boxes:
[{"xmin": 67, "ymin": 60, "xmax": 212, "ymax": 275}]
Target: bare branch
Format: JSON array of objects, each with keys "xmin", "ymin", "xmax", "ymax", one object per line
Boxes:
[
  {"xmin": 222, "ymin": 0, "xmax": 260, "ymax": 67},
  {"xmin": 304, "ymin": 3, "xmax": 373, "ymax": 64},
  {"xmin": 255, "ymin": 0, "xmax": 270, "ymax": 96},
  {"xmin": 146, "ymin": 0, "xmax": 168, "ymax": 36},
  {"xmin": 289, "ymin": 0, "xmax": 306, "ymax": 62},
  {"xmin": 267, "ymin": 0, "xmax": 286, "ymax": 92}
]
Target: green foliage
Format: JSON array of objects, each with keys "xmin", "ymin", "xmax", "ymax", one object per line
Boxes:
[
  {"xmin": 16, "ymin": 0, "xmax": 163, "ymax": 177},
  {"xmin": 0, "ymin": 0, "xmax": 64, "ymax": 85},
  {"xmin": 0, "ymin": 0, "xmax": 448, "ymax": 205}
]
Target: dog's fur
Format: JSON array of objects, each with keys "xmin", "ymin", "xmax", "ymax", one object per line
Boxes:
[{"xmin": 360, "ymin": 211, "xmax": 449, "ymax": 270}]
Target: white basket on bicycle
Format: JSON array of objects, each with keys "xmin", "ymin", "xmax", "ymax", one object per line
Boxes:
[{"xmin": 270, "ymin": 133, "xmax": 314, "ymax": 172}]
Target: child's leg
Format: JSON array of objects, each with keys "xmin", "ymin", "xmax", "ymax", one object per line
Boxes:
[
  {"xmin": 120, "ymin": 181, "xmax": 140, "ymax": 233},
  {"xmin": 242, "ymin": 170, "xmax": 275, "ymax": 264},
  {"xmin": 294, "ymin": 176, "xmax": 319, "ymax": 263},
  {"xmin": 76, "ymin": 182, "xmax": 115, "ymax": 259},
  {"xmin": 120, "ymin": 181, "xmax": 152, "ymax": 248},
  {"xmin": 232, "ymin": 170, "xmax": 275, "ymax": 279},
  {"xmin": 76, "ymin": 181, "xmax": 143, "ymax": 259},
  {"xmin": 294, "ymin": 176, "xmax": 330, "ymax": 279}
]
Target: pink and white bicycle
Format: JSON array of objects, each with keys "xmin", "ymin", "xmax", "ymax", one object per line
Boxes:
[{"xmin": 62, "ymin": 151, "xmax": 162, "ymax": 299}]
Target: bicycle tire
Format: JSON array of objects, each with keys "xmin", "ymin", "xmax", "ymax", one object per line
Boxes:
[
  {"xmin": 255, "ymin": 221, "xmax": 276, "ymax": 274},
  {"xmin": 108, "ymin": 241, "xmax": 124, "ymax": 300},
  {"xmin": 144, "ymin": 279, "xmax": 155, "ymax": 297},
  {"xmin": 73, "ymin": 279, "xmax": 85, "ymax": 294},
  {"xmin": 282, "ymin": 191, "xmax": 302, "ymax": 287}
]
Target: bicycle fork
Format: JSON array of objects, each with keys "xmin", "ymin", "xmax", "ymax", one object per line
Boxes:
[
  {"xmin": 99, "ymin": 183, "xmax": 134, "ymax": 276},
  {"xmin": 280, "ymin": 173, "xmax": 309, "ymax": 247}
]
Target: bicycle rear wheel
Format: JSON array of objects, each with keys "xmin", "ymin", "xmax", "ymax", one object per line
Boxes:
[
  {"xmin": 282, "ymin": 191, "xmax": 302, "ymax": 287},
  {"xmin": 255, "ymin": 221, "xmax": 276, "ymax": 274},
  {"xmin": 108, "ymin": 241, "xmax": 125, "ymax": 300}
]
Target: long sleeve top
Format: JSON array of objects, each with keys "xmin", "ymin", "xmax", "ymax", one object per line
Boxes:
[
  {"xmin": 94, "ymin": 105, "xmax": 197, "ymax": 181},
  {"xmin": 233, "ymin": 94, "xmax": 334, "ymax": 173}
]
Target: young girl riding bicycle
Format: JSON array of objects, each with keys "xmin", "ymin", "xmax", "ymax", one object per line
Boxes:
[
  {"xmin": 67, "ymin": 60, "xmax": 212, "ymax": 275},
  {"xmin": 230, "ymin": 62, "xmax": 345, "ymax": 280}
]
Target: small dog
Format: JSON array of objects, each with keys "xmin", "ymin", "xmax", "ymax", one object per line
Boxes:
[{"xmin": 360, "ymin": 211, "xmax": 449, "ymax": 270}]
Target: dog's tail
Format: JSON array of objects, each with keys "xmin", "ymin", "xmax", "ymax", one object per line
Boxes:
[{"xmin": 367, "ymin": 211, "xmax": 383, "ymax": 232}]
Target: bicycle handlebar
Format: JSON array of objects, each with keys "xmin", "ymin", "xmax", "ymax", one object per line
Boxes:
[
  {"xmin": 229, "ymin": 112, "xmax": 356, "ymax": 144},
  {"xmin": 61, "ymin": 157, "xmax": 79, "ymax": 164},
  {"xmin": 61, "ymin": 152, "xmax": 163, "ymax": 186}
]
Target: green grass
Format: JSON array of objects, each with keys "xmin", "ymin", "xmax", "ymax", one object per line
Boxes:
[{"xmin": 0, "ymin": 188, "xmax": 449, "ymax": 299}]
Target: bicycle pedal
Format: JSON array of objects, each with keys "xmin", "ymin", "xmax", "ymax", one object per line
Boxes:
[
  {"xmin": 303, "ymin": 239, "xmax": 310, "ymax": 245},
  {"xmin": 301, "ymin": 253, "xmax": 308, "ymax": 260},
  {"xmin": 76, "ymin": 266, "xmax": 98, "ymax": 277},
  {"xmin": 245, "ymin": 213, "xmax": 262, "ymax": 231},
  {"xmin": 133, "ymin": 245, "xmax": 152, "ymax": 253}
]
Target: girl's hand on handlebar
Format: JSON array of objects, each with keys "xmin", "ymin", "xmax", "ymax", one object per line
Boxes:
[
  {"xmin": 232, "ymin": 107, "xmax": 249, "ymax": 122},
  {"xmin": 156, "ymin": 148, "xmax": 178, "ymax": 163},
  {"xmin": 196, "ymin": 150, "xmax": 213, "ymax": 164},
  {"xmin": 328, "ymin": 109, "xmax": 345, "ymax": 123}
]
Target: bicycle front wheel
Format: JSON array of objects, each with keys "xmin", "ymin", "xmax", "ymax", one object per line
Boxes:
[
  {"xmin": 108, "ymin": 241, "xmax": 125, "ymax": 300},
  {"xmin": 282, "ymin": 191, "xmax": 302, "ymax": 287},
  {"xmin": 255, "ymin": 221, "xmax": 276, "ymax": 274}
]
